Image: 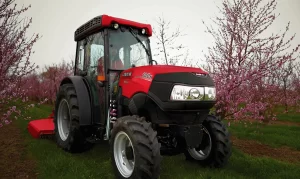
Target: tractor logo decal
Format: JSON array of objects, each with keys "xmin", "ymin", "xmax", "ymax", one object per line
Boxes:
[
  {"xmin": 141, "ymin": 72, "xmax": 152, "ymax": 81},
  {"xmin": 122, "ymin": 72, "xmax": 132, "ymax": 77},
  {"xmin": 133, "ymin": 72, "xmax": 152, "ymax": 81}
]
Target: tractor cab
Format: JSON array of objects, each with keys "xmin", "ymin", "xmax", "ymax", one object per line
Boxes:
[
  {"xmin": 74, "ymin": 15, "xmax": 153, "ymax": 83},
  {"xmin": 73, "ymin": 14, "xmax": 155, "ymax": 139}
]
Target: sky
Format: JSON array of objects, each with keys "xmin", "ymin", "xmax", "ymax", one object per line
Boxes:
[{"xmin": 16, "ymin": 0, "xmax": 300, "ymax": 70}]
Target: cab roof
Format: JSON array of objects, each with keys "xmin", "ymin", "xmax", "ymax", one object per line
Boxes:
[{"xmin": 74, "ymin": 14, "xmax": 152, "ymax": 41}]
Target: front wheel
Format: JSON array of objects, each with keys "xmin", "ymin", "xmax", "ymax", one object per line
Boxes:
[
  {"xmin": 110, "ymin": 115, "xmax": 162, "ymax": 179},
  {"xmin": 184, "ymin": 115, "xmax": 232, "ymax": 168}
]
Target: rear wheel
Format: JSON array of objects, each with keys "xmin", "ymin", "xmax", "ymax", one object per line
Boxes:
[
  {"xmin": 184, "ymin": 115, "xmax": 232, "ymax": 168},
  {"xmin": 54, "ymin": 83, "xmax": 93, "ymax": 153},
  {"xmin": 110, "ymin": 115, "xmax": 161, "ymax": 179}
]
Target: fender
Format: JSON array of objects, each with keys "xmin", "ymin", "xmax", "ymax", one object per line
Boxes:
[
  {"xmin": 60, "ymin": 76, "xmax": 92, "ymax": 126},
  {"xmin": 128, "ymin": 92, "xmax": 148, "ymax": 115},
  {"xmin": 127, "ymin": 92, "xmax": 163, "ymax": 115},
  {"xmin": 127, "ymin": 92, "xmax": 158, "ymax": 122},
  {"xmin": 127, "ymin": 92, "xmax": 175, "ymax": 125}
]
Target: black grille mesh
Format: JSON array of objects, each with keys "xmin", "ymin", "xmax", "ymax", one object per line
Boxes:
[{"xmin": 74, "ymin": 16, "xmax": 102, "ymax": 40}]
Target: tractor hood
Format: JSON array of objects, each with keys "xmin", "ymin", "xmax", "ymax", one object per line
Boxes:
[
  {"xmin": 119, "ymin": 65, "xmax": 215, "ymax": 111},
  {"xmin": 120, "ymin": 65, "xmax": 210, "ymax": 84},
  {"xmin": 120, "ymin": 64, "xmax": 213, "ymax": 88},
  {"xmin": 130, "ymin": 65, "xmax": 208, "ymax": 77},
  {"xmin": 119, "ymin": 65, "xmax": 214, "ymax": 99}
]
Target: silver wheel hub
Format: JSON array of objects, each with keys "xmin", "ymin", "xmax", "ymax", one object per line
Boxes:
[
  {"xmin": 57, "ymin": 99, "xmax": 71, "ymax": 141},
  {"xmin": 187, "ymin": 127, "xmax": 212, "ymax": 160},
  {"xmin": 114, "ymin": 131, "xmax": 135, "ymax": 178}
]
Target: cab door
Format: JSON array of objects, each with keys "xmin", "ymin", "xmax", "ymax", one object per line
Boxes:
[{"xmin": 74, "ymin": 31, "xmax": 106, "ymax": 127}]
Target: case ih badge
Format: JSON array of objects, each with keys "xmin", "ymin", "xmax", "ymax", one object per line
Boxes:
[
  {"xmin": 141, "ymin": 72, "xmax": 152, "ymax": 81},
  {"xmin": 27, "ymin": 14, "xmax": 232, "ymax": 179},
  {"xmin": 122, "ymin": 72, "xmax": 132, "ymax": 77}
]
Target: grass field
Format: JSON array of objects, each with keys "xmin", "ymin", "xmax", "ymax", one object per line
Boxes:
[
  {"xmin": 276, "ymin": 112, "xmax": 300, "ymax": 123},
  {"xmin": 3, "ymin": 103, "xmax": 300, "ymax": 179},
  {"xmin": 225, "ymin": 120, "xmax": 300, "ymax": 150},
  {"xmin": 272, "ymin": 106, "xmax": 300, "ymax": 123}
]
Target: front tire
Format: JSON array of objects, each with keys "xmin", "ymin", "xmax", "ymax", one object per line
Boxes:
[
  {"xmin": 184, "ymin": 115, "xmax": 232, "ymax": 168},
  {"xmin": 110, "ymin": 115, "xmax": 161, "ymax": 179},
  {"xmin": 54, "ymin": 83, "xmax": 93, "ymax": 153}
]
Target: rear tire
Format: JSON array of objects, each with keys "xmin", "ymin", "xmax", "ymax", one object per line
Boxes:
[
  {"xmin": 54, "ymin": 83, "xmax": 93, "ymax": 153},
  {"xmin": 110, "ymin": 115, "xmax": 161, "ymax": 179},
  {"xmin": 184, "ymin": 115, "xmax": 232, "ymax": 168}
]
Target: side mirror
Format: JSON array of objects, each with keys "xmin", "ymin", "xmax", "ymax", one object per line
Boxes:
[{"xmin": 150, "ymin": 60, "xmax": 158, "ymax": 65}]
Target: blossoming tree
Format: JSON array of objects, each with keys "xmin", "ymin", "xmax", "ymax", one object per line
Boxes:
[
  {"xmin": 202, "ymin": 0, "xmax": 300, "ymax": 122},
  {"xmin": 0, "ymin": 0, "xmax": 39, "ymax": 126}
]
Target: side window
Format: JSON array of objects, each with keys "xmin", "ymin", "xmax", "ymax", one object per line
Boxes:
[
  {"xmin": 75, "ymin": 40, "xmax": 85, "ymax": 74},
  {"xmin": 85, "ymin": 31, "xmax": 105, "ymax": 77},
  {"xmin": 130, "ymin": 41, "xmax": 148, "ymax": 67}
]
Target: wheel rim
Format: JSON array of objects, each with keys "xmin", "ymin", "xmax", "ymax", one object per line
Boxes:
[
  {"xmin": 113, "ymin": 131, "xmax": 135, "ymax": 178},
  {"xmin": 57, "ymin": 99, "xmax": 71, "ymax": 141},
  {"xmin": 187, "ymin": 127, "xmax": 212, "ymax": 160}
]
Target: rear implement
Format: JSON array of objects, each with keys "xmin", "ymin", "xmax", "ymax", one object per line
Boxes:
[{"xmin": 27, "ymin": 112, "xmax": 54, "ymax": 139}]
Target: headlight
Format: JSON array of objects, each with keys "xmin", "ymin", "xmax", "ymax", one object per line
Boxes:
[
  {"xmin": 170, "ymin": 85, "xmax": 204, "ymax": 100},
  {"xmin": 204, "ymin": 87, "xmax": 216, "ymax": 100},
  {"xmin": 170, "ymin": 85, "xmax": 216, "ymax": 101}
]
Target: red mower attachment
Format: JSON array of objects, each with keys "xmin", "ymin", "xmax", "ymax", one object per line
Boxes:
[{"xmin": 27, "ymin": 111, "xmax": 55, "ymax": 139}]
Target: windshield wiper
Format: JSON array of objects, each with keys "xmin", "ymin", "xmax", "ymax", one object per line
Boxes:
[{"xmin": 128, "ymin": 27, "xmax": 151, "ymax": 58}]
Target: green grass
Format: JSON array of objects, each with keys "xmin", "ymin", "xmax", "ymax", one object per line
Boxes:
[
  {"xmin": 223, "ymin": 105, "xmax": 300, "ymax": 150},
  {"xmin": 161, "ymin": 149, "xmax": 300, "ymax": 179},
  {"xmin": 273, "ymin": 106, "xmax": 300, "ymax": 123},
  {"xmin": 11, "ymin": 104, "xmax": 300, "ymax": 179},
  {"xmin": 276, "ymin": 112, "xmax": 300, "ymax": 123},
  {"xmin": 18, "ymin": 143, "xmax": 300, "ymax": 179},
  {"xmin": 226, "ymin": 120, "xmax": 300, "ymax": 150}
]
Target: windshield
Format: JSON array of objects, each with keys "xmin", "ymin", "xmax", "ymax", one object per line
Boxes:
[{"xmin": 108, "ymin": 27, "xmax": 151, "ymax": 70}]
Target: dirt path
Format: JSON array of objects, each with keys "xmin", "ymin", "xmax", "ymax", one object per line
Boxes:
[
  {"xmin": 231, "ymin": 136, "xmax": 300, "ymax": 164},
  {"xmin": 0, "ymin": 123, "xmax": 38, "ymax": 179}
]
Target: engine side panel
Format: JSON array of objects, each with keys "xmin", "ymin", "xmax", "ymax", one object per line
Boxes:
[{"xmin": 118, "ymin": 68, "xmax": 153, "ymax": 98}]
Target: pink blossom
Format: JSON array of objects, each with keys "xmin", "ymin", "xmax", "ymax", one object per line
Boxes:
[
  {"xmin": 201, "ymin": 0, "xmax": 300, "ymax": 122},
  {"xmin": 0, "ymin": 0, "xmax": 39, "ymax": 124}
]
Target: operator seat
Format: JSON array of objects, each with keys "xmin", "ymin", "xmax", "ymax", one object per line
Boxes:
[{"xmin": 97, "ymin": 57, "xmax": 124, "ymax": 75}]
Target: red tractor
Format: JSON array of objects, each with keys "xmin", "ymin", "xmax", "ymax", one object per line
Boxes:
[{"xmin": 28, "ymin": 14, "xmax": 232, "ymax": 179}]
